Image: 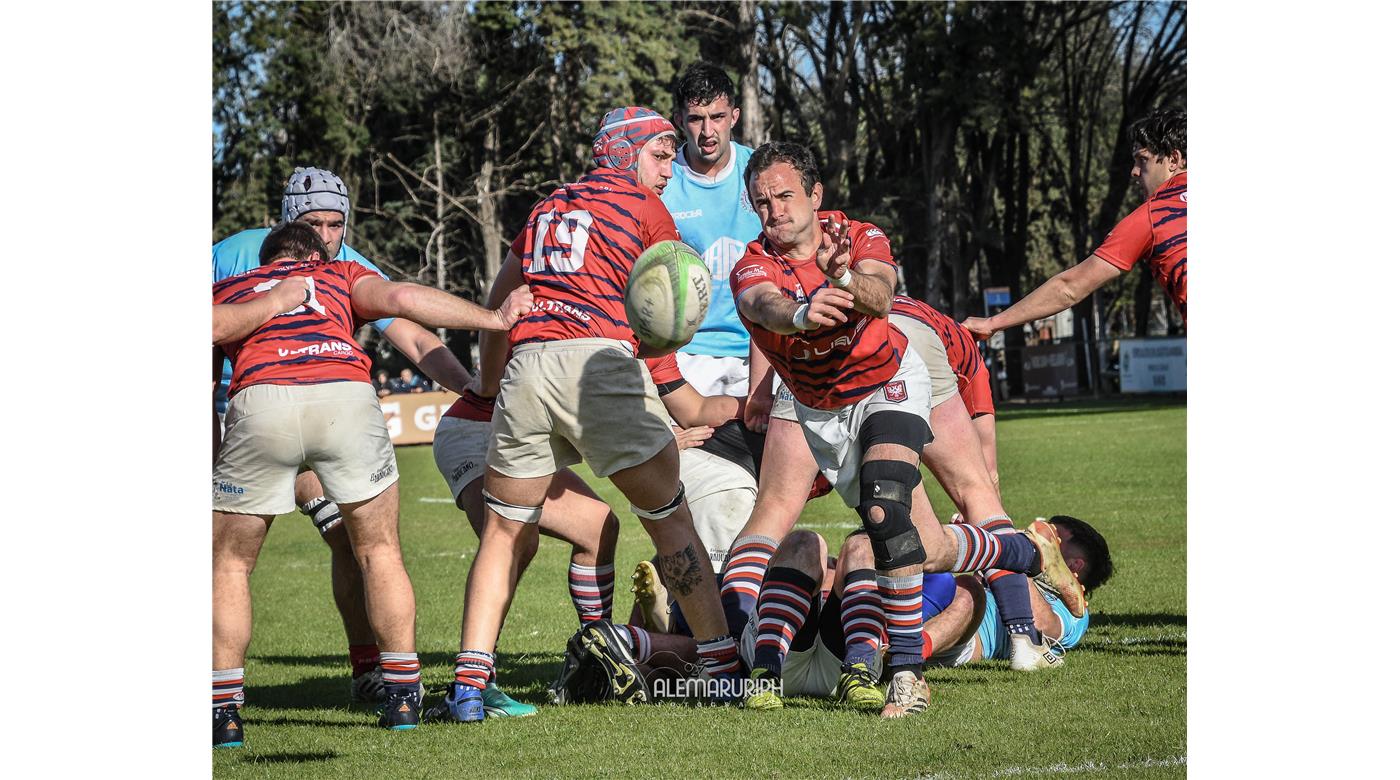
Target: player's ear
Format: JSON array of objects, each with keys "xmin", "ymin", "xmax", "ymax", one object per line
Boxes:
[
  {"xmin": 811, "ymin": 181, "xmax": 823, "ymax": 210},
  {"xmin": 1168, "ymin": 149, "xmax": 1185, "ymax": 170}
]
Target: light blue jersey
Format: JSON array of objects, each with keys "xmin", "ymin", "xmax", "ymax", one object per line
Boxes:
[
  {"xmin": 979, "ymin": 587, "xmax": 1090, "ymax": 660},
  {"xmin": 212, "ymin": 228, "xmax": 393, "ymax": 412},
  {"xmin": 661, "ymin": 141, "xmax": 763, "ymax": 358}
]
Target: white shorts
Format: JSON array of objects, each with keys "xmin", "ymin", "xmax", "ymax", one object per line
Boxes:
[
  {"xmin": 794, "ymin": 349, "xmax": 933, "ymax": 507},
  {"xmin": 738, "ymin": 599, "xmax": 883, "ymax": 697},
  {"xmin": 487, "ymin": 339, "xmax": 674, "ymax": 479},
  {"xmin": 889, "ymin": 313, "xmax": 960, "ymax": 409},
  {"xmin": 679, "ymin": 447, "xmax": 757, "ymax": 573},
  {"xmin": 675, "ymin": 352, "xmax": 750, "ymax": 398},
  {"xmin": 770, "ymin": 376, "xmax": 799, "ymax": 423},
  {"xmin": 213, "ymin": 381, "xmax": 397, "ymax": 515},
  {"xmin": 433, "ymin": 416, "xmax": 492, "ymax": 502}
]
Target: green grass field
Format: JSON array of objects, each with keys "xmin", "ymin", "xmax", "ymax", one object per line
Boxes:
[{"xmin": 214, "ymin": 398, "xmax": 1185, "ymax": 779}]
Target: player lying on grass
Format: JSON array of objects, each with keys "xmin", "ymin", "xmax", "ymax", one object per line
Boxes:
[
  {"xmin": 212, "ymin": 222, "xmax": 532, "ymax": 746},
  {"xmin": 214, "ymin": 167, "xmax": 481, "ymax": 706},
  {"xmin": 425, "ymin": 341, "xmax": 742, "ymax": 720}
]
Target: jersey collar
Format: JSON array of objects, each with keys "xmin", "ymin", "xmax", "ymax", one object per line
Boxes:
[{"xmin": 677, "ymin": 141, "xmax": 737, "ymax": 186}]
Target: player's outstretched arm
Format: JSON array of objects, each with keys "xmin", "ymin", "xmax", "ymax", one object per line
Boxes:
[
  {"xmin": 380, "ymin": 319, "xmax": 473, "ymax": 396},
  {"xmin": 961, "ymin": 254, "xmax": 1122, "ymax": 341},
  {"xmin": 212, "ymin": 276, "xmax": 311, "ymax": 344},
  {"xmin": 815, "ymin": 218, "xmax": 896, "ymax": 317},
  {"xmin": 351, "ymin": 277, "xmax": 532, "ymax": 333},
  {"xmin": 736, "ymin": 283, "xmax": 853, "ymax": 335},
  {"xmin": 660, "ymin": 383, "xmax": 743, "ymax": 429}
]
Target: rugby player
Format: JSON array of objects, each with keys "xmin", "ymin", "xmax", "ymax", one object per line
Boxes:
[
  {"xmin": 962, "ymin": 108, "xmax": 1187, "ymax": 338},
  {"xmin": 730, "ymin": 141, "xmax": 1085, "ymax": 717},
  {"xmin": 213, "ymin": 167, "xmax": 478, "ymax": 703},
  {"xmin": 213, "ymin": 276, "xmax": 311, "ymax": 344},
  {"xmin": 425, "ymin": 350, "xmax": 740, "ymax": 721},
  {"xmin": 211, "ymin": 222, "xmax": 532, "ymax": 745},
  {"xmin": 437, "ymin": 106, "xmax": 744, "ymax": 723}
]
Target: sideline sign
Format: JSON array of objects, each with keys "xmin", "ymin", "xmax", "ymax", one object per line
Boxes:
[
  {"xmin": 379, "ymin": 390, "xmax": 457, "ymax": 444},
  {"xmin": 1120, "ymin": 338, "xmax": 1187, "ymax": 393}
]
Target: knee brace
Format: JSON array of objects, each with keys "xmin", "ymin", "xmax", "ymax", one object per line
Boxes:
[
  {"xmin": 857, "ymin": 460, "xmax": 925, "ymax": 570},
  {"xmin": 482, "ymin": 489, "xmax": 543, "ymax": 524},
  {"xmin": 632, "ymin": 484, "xmax": 686, "ymax": 521}
]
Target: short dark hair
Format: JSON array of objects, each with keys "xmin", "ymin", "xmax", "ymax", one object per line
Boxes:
[
  {"xmin": 1048, "ymin": 515, "xmax": 1114, "ymax": 597},
  {"xmin": 744, "ymin": 141, "xmax": 821, "ymax": 196},
  {"xmin": 1130, "ymin": 107, "xmax": 1186, "ymax": 163},
  {"xmin": 672, "ymin": 62, "xmax": 736, "ymax": 116},
  {"xmin": 259, "ymin": 221, "xmax": 330, "ymax": 265}
]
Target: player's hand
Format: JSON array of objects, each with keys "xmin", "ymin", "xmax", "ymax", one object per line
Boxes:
[
  {"xmin": 267, "ymin": 276, "xmax": 312, "ymax": 314},
  {"xmin": 494, "ymin": 285, "xmax": 534, "ymax": 330},
  {"xmin": 802, "ymin": 287, "xmax": 854, "ymax": 329},
  {"xmin": 815, "ymin": 217, "xmax": 852, "ymax": 281},
  {"xmin": 673, "ymin": 425, "xmax": 713, "ymax": 450},
  {"xmin": 744, "ymin": 380, "xmax": 773, "ymax": 433},
  {"xmin": 961, "ymin": 316, "xmax": 998, "ymax": 341}
]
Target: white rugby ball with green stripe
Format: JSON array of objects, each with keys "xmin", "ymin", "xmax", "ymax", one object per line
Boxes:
[{"xmin": 625, "ymin": 240, "xmax": 711, "ymax": 352}]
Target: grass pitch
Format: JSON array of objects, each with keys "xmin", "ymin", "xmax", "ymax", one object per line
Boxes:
[{"xmin": 214, "ymin": 398, "xmax": 1186, "ymax": 779}]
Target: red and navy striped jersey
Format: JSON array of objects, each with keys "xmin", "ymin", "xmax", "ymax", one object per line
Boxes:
[
  {"xmin": 890, "ymin": 295, "xmax": 984, "ymax": 390},
  {"xmin": 509, "ymin": 170, "xmax": 681, "ymax": 348},
  {"xmin": 1095, "ymin": 170, "xmax": 1187, "ymax": 323},
  {"xmin": 731, "ymin": 210, "xmax": 907, "ymax": 410},
  {"xmin": 213, "ymin": 259, "xmax": 379, "ymax": 397}
]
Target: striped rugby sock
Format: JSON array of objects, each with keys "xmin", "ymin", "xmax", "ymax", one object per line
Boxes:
[
  {"xmin": 719, "ymin": 535, "xmax": 778, "ymax": 637},
  {"xmin": 213, "ymin": 668, "xmax": 245, "ymax": 709},
  {"xmin": 839, "ymin": 568, "xmax": 883, "ymax": 667},
  {"xmin": 947, "ymin": 522, "xmax": 1039, "ymax": 574},
  {"xmin": 751, "ymin": 567, "xmax": 818, "ymax": 676},
  {"xmin": 696, "ymin": 635, "xmax": 743, "ymax": 677},
  {"xmin": 379, "ymin": 652, "xmax": 421, "ymax": 693},
  {"xmin": 568, "ymin": 562, "xmax": 615, "ymax": 625},
  {"xmin": 620, "ymin": 624, "xmax": 653, "ymax": 664},
  {"xmin": 877, "ymin": 573, "xmax": 926, "ymax": 670},
  {"xmin": 976, "ymin": 516, "xmax": 1041, "ymax": 643},
  {"xmin": 455, "ymin": 650, "xmax": 494, "ymax": 691}
]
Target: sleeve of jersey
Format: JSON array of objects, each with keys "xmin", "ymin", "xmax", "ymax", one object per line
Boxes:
[
  {"xmin": 645, "ymin": 354, "xmax": 685, "ymax": 394},
  {"xmin": 342, "ymin": 245, "xmax": 396, "ymax": 332},
  {"xmin": 1045, "ymin": 591, "xmax": 1091, "ymax": 651},
  {"xmin": 1093, "ymin": 204, "xmax": 1153, "ymax": 272},
  {"xmin": 641, "ymin": 193, "xmax": 682, "ymax": 246},
  {"xmin": 850, "ymin": 222, "xmax": 895, "ymax": 270},
  {"xmin": 730, "ymin": 252, "xmax": 779, "ymax": 300},
  {"xmin": 510, "ymin": 227, "xmax": 528, "ymax": 258}
]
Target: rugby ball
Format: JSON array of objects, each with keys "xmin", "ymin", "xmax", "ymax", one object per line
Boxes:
[{"xmin": 625, "ymin": 240, "xmax": 711, "ymax": 352}]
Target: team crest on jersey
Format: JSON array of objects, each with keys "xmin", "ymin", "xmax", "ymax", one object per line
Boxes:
[{"xmin": 883, "ymin": 381, "xmax": 908, "ymax": 402}]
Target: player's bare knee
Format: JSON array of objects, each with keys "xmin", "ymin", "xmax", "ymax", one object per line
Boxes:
[
  {"xmin": 772, "ymin": 529, "xmax": 824, "ymax": 573},
  {"xmin": 839, "ymin": 531, "xmax": 876, "ymax": 569}
]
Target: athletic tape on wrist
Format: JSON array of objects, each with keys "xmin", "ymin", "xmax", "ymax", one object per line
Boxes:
[
  {"xmin": 792, "ymin": 303, "xmax": 812, "ymax": 331},
  {"xmin": 833, "ymin": 269, "xmax": 854, "ymax": 288}
]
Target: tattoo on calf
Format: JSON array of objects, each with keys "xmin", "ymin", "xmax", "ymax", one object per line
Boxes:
[{"xmin": 657, "ymin": 545, "xmax": 705, "ymax": 596}]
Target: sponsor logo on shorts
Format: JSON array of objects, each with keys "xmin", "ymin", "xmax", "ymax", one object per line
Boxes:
[
  {"xmin": 883, "ymin": 381, "xmax": 908, "ymax": 402},
  {"xmin": 277, "ymin": 340, "xmax": 355, "ymax": 358},
  {"xmin": 734, "ymin": 264, "xmax": 767, "ymax": 283},
  {"xmin": 451, "ymin": 459, "xmax": 479, "ymax": 483},
  {"xmin": 216, "ymin": 481, "xmax": 245, "ymax": 495},
  {"xmin": 369, "ymin": 463, "xmax": 396, "ymax": 483}
]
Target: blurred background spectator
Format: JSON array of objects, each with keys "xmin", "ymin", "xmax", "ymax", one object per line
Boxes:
[
  {"xmin": 387, "ymin": 368, "xmax": 428, "ymax": 394},
  {"xmin": 373, "ymin": 369, "xmax": 391, "ymax": 398}
]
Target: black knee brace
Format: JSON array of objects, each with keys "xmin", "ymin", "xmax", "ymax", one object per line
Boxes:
[{"xmin": 857, "ymin": 460, "xmax": 925, "ymax": 570}]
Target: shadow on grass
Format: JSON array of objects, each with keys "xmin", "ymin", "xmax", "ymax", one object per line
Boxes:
[
  {"xmin": 247, "ymin": 651, "xmax": 562, "ymax": 709},
  {"xmin": 241, "ymin": 750, "xmax": 340, "ymax": 764},
  {"xmin": 996, "ymin": 396, "xmax": 1186, "ymax": 421},
  {"xmin": 1093, "ymin": 612, "xmax": 1187, "ymax": 628}
]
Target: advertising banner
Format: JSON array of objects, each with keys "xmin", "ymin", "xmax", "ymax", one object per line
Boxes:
[
  {"xmin": 1119, "ymin": 338, "xmax": 1187, "ymax": 393},
  {"xmin": 379, "ymin": 390, "xmax": 457, "ymax": 445},
  {"xmin": 1022, "ymin": 342, "xmax": 1079, "ymax": 397}
]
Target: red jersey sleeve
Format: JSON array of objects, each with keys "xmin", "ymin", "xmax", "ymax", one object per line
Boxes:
[
  {"xmin": 645, "ymin": 353, "xmax": 684, "ymax": 386},
  {"xmin": 847, "ymin": 220, "xmax": 895, "ymax": 270},
  {"xmin": 510, "ymin": 225, "xmax": 529, "ymax": 259},
  {"xmin": 1094, "ymin": 202, "xmax": 1153, "ymax": 272},
  {"xmin": 729, "ymin": 249, "xmax": 782, "ymax": 300},
  {"xmin": 639, "ymin": 190, "xmax": 682, "ymax": 247}
]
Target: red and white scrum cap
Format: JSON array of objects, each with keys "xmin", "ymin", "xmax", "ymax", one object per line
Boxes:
[{"xmin": 591, "ymin": 106, "xmax": 678, "ymax": 173}]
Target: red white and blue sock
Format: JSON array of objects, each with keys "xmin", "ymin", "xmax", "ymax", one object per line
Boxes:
[
  {"xmin": 619, "ymin": 624, "xmax": 654, "ymax": 664},
  {"xmin": 696, "ymin": 635, "xmax": 743, "ymax": 677},
  {"xmin": 839, "ymin": 568, "xmax": 884, "ymax": 667},
  {"xmin": 751, "ymin": 567, "xmax": 817, "ymax": 676},
  {"xmin": 877, "ymin": 573, "xmax": 926, "ymax": 671},
  {"xmin": 454, "ymin": 650, "xmax": 494, "ymax": 691},
  {"xmin": 970, "ymin": 515, "xmax": 1041, "ymax": 643},
  {"xmin": 212, "ymin": 668, "xmax": 244, "ymax": 709},
  {"xmin": 379, "ymin": 652, "xmax": 420, "ymax": 694},
  {"xmin": 947, "ymin": 522, "xmax": 1039, "ymax": 574},
  {"xmin": 568, "ymin": 562, "xmax": 615, "ymax": 625},
  {"xmin": 719, "ymin": 535, "xmax": 778, "ymax": 637}
]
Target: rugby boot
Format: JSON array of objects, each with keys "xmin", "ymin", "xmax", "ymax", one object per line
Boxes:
[
  {"xmin": 630, "ymin": 560, "xmax": 671, "ymax": 633},
  {"xmin": 351, "ymin": 668, "xmax": 424, "ymax": 705},
  {"xmin": 579, "ymin": 620, "xmax": 650, "ymax": 704},
  {"xmin": 213, "ymin": 705, "xmax": 244, "ymax": 748},
  {"xmin": 422, "ymin": 681, "xmax": 484, "ymax": 724},
  {"xmin": 377, "ymin": 685, "xmax": 421, "ymax": 730},
  {"xmin": 1023, "ymin": 519, "xmax": 1087, "ymax": 618},
  {"xmin": 1008, "ymin": 632, "xmax": 1064, "ymax": 672},
  {"xmin": 836, "ymin": 661, "xmax": 885, "ymax": 710},
  {"xmin": 879, "ymin": 670, "xmax": 931, "ymax": 719},
  {"xmin": 483, "ymin": 682, "xmax": 537, "ymax": 718},
  {"xmin": 743, "ymin": 667, "xmax": 783, "ymax": 711},
  {"xmin": 550, "ymin": 628, "xmax": 609, "ymax": 704}
]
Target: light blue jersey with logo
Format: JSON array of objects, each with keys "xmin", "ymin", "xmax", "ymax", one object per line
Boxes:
[
  {"xmin": 661, "ymin": 141, "xmax": 762, "ymax": 358},
  {"xmin": 212, "ymin": 228, "xmax": 394, "ymax": 412}
]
